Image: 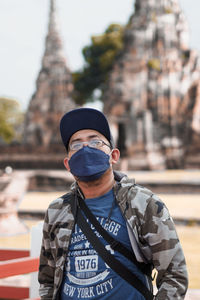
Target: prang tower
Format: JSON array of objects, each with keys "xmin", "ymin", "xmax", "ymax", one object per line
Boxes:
[{"xmin": 24, "ymin": 0, "xmax": 75, "ymax": 147}]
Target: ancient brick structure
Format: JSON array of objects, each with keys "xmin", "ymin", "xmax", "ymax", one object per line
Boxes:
[
  {"xmin": 24, "ymin": 0, "xmax": 75, "ymax": 147},
  {"xmin": 103, "ymin": 0, "xmax": 200, "ymax": 169}
]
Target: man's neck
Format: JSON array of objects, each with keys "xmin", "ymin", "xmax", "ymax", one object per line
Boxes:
[{"xmin": 77, "ymin": 169, "xmax": 115, "ymax": 199}]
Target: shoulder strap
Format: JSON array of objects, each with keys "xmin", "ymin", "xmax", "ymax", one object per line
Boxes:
[
  {"xmin": 78, "ymin": 196, "xmax": 152, "ymax": 276},
  {"xmin": 76, "ymin": 208, "xmax": 154, "ymax": 300}
]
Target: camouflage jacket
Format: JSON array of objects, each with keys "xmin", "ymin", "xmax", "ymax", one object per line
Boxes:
[{"xmin": 38, "ymin": 172, "xmax": 188, "ymax": 299}]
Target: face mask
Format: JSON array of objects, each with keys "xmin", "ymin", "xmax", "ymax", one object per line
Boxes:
[{"xmin": 68, "ymin": 146, "xmax": 111, "ymax": 182}]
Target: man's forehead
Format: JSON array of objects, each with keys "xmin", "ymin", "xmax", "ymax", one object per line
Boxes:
[{"xmin": 69, "ymin": 129, "xmax": 106, "ymax": 143}]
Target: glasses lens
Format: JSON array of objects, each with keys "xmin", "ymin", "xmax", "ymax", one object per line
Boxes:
[
  {"xmin": 89, "ymin": 140, "xmax": 103, "ymax": 148},
  {"xmin": 70, "ymin": 142, "xmax": 82, "ymax": 151}
]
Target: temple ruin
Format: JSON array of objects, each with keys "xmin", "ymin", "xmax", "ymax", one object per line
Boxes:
[
  {"xmin": 1, "ymin": 0, "xmax": 200, "ymax": 171},
  {"xmin": 24, "ymin": 0, "xmax": 75, "ymax": 147},
  {"xmin": 103, "ymin": 0, "xmax": 200, "ymax": 169}
]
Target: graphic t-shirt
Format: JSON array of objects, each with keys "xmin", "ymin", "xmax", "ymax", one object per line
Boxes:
[{"xmin": 60, "ymin": 189, "xmax": 146, "ymax": 299}]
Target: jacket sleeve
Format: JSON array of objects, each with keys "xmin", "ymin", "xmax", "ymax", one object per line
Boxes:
[
  {"xmin": 140, "ymin": 194, "xmax": 188, "ymax": 299},
  {"xmin": 38, "ymin": 210, "xmax": 55, "ymax": 299}
]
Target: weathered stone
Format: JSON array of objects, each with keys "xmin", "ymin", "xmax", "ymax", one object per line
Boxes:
[
  {"xmin": 0, "ymin": 171, "xmax": 29, "ymax": 236},
  {"xmin": 103, "ymin": 0, "xmax": 200, "ymax": 170},
  {"xmin": 24, "ymin": 0, "xmax": 75, "ymax": 147}
]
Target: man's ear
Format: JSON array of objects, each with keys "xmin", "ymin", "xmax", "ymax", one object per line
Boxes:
[
  {"xmin": 110, "ymin": 148, "xmax": 120, "ymax": 165},
  {"xmin": 63, "ymin": 157, "xmax": 70, "ymax": 171}
]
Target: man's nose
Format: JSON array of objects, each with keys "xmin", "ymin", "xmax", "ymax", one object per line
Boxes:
[{"xmin": 82, "ymin": 141, "xmax": 89, "ymax": 147}]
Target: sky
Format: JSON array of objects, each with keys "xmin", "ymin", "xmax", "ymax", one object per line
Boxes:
[{"xmin": 0, "ymin": 0, "xmax": 199, "ymax": 111}]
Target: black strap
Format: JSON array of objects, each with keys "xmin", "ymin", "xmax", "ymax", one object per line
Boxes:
[
  {"xmin": 76, "ymin": 208, "xmax": 154, "ymax": 300},
  {"xmin": 78, "ymin": 196, "xmax": 152, "ymax": 276}
]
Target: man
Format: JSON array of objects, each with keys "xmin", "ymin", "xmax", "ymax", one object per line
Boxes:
[{"xmin": 38, "ymin": 108, "xmax": 188, "ymax": 299}]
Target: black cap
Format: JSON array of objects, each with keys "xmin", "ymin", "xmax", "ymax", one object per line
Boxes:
[{"xmin": 60, "ymin": 108, "xmax": 113, "ymax": 150}]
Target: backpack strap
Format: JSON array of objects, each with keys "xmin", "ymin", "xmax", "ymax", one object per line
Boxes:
[
  {"xmin": 76, "ymin": 207, "xmax": 154, "ymax": 300},
  {"xmin": 78, "ymin": 195, "xmax": 152, "ymax": 276}
]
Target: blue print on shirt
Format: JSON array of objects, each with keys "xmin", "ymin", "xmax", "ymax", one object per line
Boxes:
[{"xmin": 60, "ymin": 189, "xmax": 146, "ymax": 300}]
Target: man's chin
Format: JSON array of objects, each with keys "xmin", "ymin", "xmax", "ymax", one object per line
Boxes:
[
  {"xmin": 75, "ymin": 168, "xmax": 112, "ymax": 184},
  {"xmin": 76, "ymin": 176, "xmax": 102, "ymax": 184}
]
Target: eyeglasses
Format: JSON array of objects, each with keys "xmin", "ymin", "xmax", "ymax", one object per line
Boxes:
[{"xmin": 69, "ymin": 139, "xmax": 111, "ymax": 151}]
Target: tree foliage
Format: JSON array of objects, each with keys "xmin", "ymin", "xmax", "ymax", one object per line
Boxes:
[
  {"xmin": 72, "ymin": 23, "xmax": 125, "ymax": 105},
  {"xmin": 0, "ymin": 97, "xmax": 24, "ymax": 143}
]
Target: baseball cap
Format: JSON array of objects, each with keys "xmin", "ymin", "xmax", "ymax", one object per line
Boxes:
[{"xmin": 60, "ymin": 108, "xmax": 113, "ymax": 150}]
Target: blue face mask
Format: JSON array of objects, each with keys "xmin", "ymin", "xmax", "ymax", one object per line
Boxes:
[{"xmin": 68, "ymin": 146, "xmax": 111, "ymax": 182}]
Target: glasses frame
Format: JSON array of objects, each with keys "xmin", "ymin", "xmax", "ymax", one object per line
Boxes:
[{"xmin": 68, "ymin": 139, "xmax": 111, "ymax": 151}]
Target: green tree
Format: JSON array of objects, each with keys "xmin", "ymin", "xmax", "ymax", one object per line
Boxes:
[
  {"xmin": 73, "ymin": 23, "xmax": 125, "ymax": 105},
  {"xmin": 0, "ymin": 97, "xmax": 24, "ymax": 143}
]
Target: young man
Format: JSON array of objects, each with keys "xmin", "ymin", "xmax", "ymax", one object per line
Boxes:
[{"xmin": 38, "ymin": 108, "xmax": 188, "ymax": 299}]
